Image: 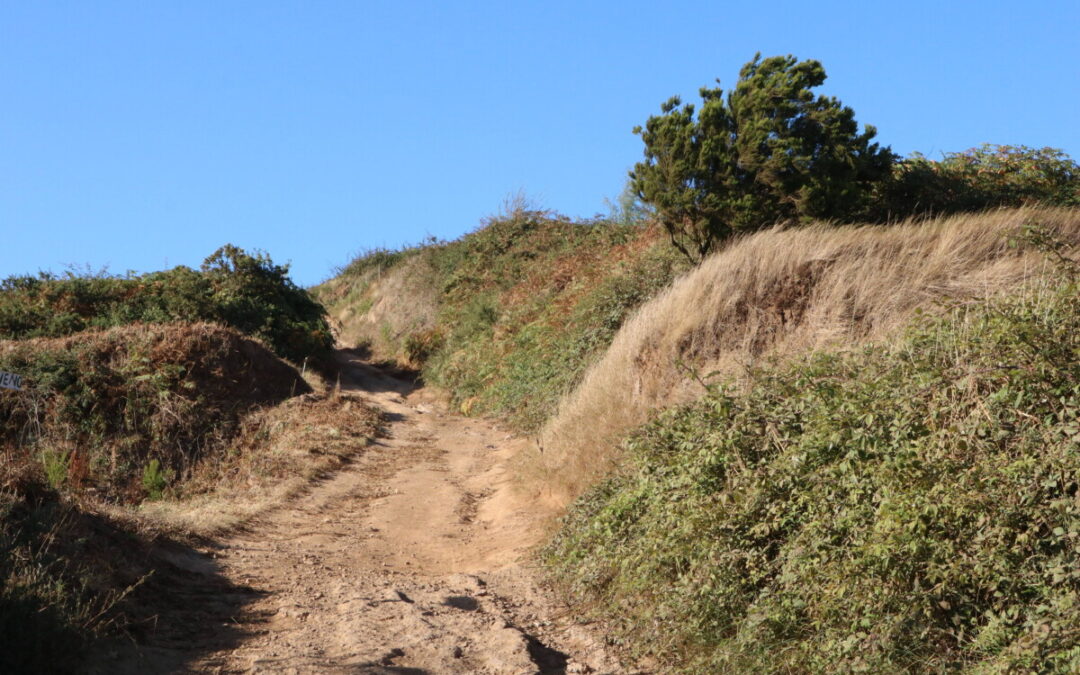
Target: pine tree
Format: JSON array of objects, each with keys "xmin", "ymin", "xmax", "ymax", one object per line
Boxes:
[{"xmin": 632, "ymin": 54, "xmax": 894, "ymax": 261}]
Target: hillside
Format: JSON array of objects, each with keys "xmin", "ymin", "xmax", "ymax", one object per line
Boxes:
[
  {"xmin": 0, "ymin": 249, "xmax": 379, "ymax": 672},
  {"xmin": 320, "ymin": 207, "xmax": 1080, "ymax": 496},
  {"xmin": 321, "ymin": 205, "xmax": 1080, "ymax": 671},
  {"xmin": 6, "ymin": 202, "xmax": 1080, "ymax": 672},
  {"xmin": 547, "ymin": 242, "xmax": 1080, "ymax": 671},
  {"xmin": 315, "ymin": 208, "xmax": 687, "ymax": 432},
  {"xmin": 540, "ymin": 206, "xmax": 1080, "ymax": 498}
]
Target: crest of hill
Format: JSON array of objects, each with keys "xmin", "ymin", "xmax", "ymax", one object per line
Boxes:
[{"xmin": 538, "ymin": 206, "xmax": 1080, "ymax": 500}]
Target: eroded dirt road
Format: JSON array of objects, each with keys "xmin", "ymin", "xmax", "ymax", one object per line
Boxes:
[{"xmin": 95, "ymin": 353, "xmax": 622, "ymax": 674}]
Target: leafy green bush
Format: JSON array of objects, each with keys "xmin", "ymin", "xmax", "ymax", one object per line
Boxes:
[
  {"xmin": 869, "ymin": 145, "xmax": 1079, "ymax": 222},
  {"xmin": 140, "ymin": 459, "xmax": 171, "ymax": 500},
  {"xmin": 547, "ymin": 236, "xmax": 1080, "ymax": 672},
  {"xmin": 0, "ymin": 245, "xmax": 333, "ymax": 364}
]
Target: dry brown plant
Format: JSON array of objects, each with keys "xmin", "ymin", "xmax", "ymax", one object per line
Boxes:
[
  {"xmin": 135, "ymin": 390, "xmax": 382, "ymax": 537},
  {"xmin": 535, "ymin": 206, "xmax": 1080, "ymax": 502}
]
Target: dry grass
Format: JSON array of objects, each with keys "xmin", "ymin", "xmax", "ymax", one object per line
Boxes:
[
  {"xmin": 535, "ymin": 206, "xmax": 1080, "ymax": 501},
  {"xmin": 135, "ymin": 389, "xmax": 383, "ymax": 537},
  {"xmin": 1, "ymin": 321, "xmax": 382, "ymax": 536},
  {"xmin": 327, "ymin": 254, "xmax": 440, "ymax": 362}
]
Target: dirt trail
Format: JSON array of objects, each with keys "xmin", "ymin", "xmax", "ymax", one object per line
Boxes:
[{"xmin": 93, "ymin": 352, "xmax": 624, "ymax": 674}]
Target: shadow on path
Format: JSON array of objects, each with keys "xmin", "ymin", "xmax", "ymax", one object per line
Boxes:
[
  {"xmin": 81, "ymin": 531, "xmax": 264, "ymax": 674},
  {"xmin": 335, "ymin": 348, "xmax": 420, "ymax": 397}
]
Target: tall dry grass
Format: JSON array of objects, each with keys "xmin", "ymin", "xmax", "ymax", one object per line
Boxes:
[{"xmin": 536, "ymin": 206, "xmax": 1080, "ymax": 501}]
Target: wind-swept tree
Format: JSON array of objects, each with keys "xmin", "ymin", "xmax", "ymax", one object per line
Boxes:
[{"xmin": 632, "ymin": 54, "xmax": 894, "ymax": 261}]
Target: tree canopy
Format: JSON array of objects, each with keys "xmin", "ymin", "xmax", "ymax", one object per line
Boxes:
[{"xmin": 631, "ymin": 54, "xmax": 894, "ymax": 261}]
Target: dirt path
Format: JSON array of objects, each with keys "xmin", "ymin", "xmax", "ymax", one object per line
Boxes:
[{"xmin": 94, "ymin": 352, "xmax": 624, "ymax": 674}]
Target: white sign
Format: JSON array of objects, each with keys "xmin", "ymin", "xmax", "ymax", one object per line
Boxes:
[{"xmin": 0, "ymin": 371, "xmax": 23, "ymax": 391}]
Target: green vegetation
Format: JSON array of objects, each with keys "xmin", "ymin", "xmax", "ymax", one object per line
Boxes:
[
  {"xmin": 319, "ymin": 209, "xmax": 688, "ymax": 431},
  {"xmin": 870, "ymin": 144, "xmax": 1080, "ymax": 221},
  {"xmin": 632, "ymin": 53, "xmax": 894, "ymax": 261},
  {"xmin": 545, "ymin": 231, "xmax": 1080, "ymax": 672},
  {"xmin": 0, "ymin": 324, "xmax": 307, "ymax": 503},
  {"xmin": 632, "ymin": 54, "xmax": 1079, "ymax": 262},
  {"xmin": 0, "ymin": 244, "xmax": 334, "ymax": 365}
]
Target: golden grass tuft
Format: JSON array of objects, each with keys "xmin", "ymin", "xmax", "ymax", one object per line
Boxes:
[{"xmin": 536, "ymin": 206, "xmax": 1080, "ymax": 501}]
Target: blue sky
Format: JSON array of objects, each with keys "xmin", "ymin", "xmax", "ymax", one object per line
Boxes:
[{"xmin": 3, "ymin": 1, "xmax": 1078, "ymax": 286}]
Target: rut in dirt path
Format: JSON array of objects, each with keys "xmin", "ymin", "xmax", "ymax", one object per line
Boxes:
[{"xmin": 88, "ymin": 350, "xmax": 627, "ymax": 674}]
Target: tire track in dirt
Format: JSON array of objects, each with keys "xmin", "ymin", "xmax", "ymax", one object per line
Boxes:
[{"xmin": 94, "ymin": 351, "xmax": 625, "ymax": 674}]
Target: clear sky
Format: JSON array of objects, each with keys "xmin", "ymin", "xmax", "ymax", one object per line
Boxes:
[{"xmin": 3, "ymin": 1, "xmax": 1078, "ymax": 286}]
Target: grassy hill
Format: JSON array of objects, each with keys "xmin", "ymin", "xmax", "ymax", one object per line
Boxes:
[
  {"xmin": 7, "ymin": 199, "xmax": 1080, "ymax": 670},
  {"xmin": 0, "ymin": 248, "xmax": 379, "ymax": 672},
  {"xmin": 322, "ymin": 205, "xmax": 1080, "ymax": 671},
  {"xmin": 547, "ymin": 239, "xmax": 1080, "ymax": 671},
  {"xmin": 315, "ymin": 207, "xmax": 688, "ymax": 432}
]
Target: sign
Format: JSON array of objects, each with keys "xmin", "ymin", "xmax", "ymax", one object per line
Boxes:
[{"xmin": 0, "ymin": 371, "xmax": 23, "ymax": 391}]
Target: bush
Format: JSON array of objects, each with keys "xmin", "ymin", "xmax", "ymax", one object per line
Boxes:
[
  {"xmin": 547, "ymin": 232, "xmax": 1080, "ymax": 671},
  {"xmin": 869, "ymin": 145, "xmax": 1080, "ymax": 221},
  {"xmin": 0, "ymin": 323, "xmax": 308, "ymax": 503},
  {"xmin": 0, "ymin": 245, "xmax": 334, "ymax": 365}
]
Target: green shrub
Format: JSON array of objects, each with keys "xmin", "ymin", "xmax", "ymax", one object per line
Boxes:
[
  {"xmin": 870, "ymin": 145, "xmax": 1080, "ymax": 221},
  {"xmin": 0, "ymin": 245, "xmax": 334, "ymax": 364},
  {"xmin": 39, "ymin": 449, "xmax": 70, "ymax": 491},
  {"xmin": 0, "ymin": 323, "xmax": 307, "ymax": 503},
  {"xmin": 632, "ymin": 54, "xmax": 893, "ymax": 261},
  {"xmin": 547, "ymin": 238, "xmax": 1080, "ymax": 672},
  {"xmin": 199, "ymin": 245, "xmax": 333, "ymax": 363}
]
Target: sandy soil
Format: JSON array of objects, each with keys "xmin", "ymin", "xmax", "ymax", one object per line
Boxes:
[{"xmin": 87, "ymin": 352, "xmax": 626, "ymax": 674}]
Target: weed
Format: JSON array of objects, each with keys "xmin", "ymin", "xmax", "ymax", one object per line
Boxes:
[
  {"xmin": 141, "ymin": 459, "xmax": 170, "ymax": 500},
  {"xmin": 40, "ymin": 449, "xmax": 70, "ymax": 490}
]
